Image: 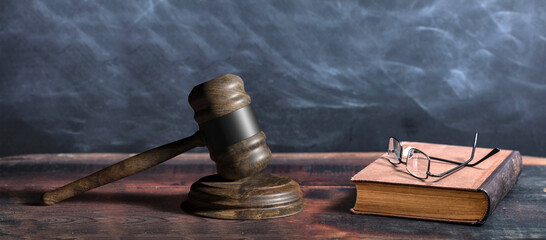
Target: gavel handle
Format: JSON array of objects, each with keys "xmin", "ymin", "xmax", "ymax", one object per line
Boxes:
[{"xmin": 41, "ymin": 131, "xmax": 205, "ymax": 205}]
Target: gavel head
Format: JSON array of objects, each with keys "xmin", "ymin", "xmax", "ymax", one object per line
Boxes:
[{"xmin": 188, "ymin": 74, "xmax": 271, "ymax": 180}]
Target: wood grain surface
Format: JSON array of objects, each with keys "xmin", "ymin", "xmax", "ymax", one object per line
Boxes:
[
  {"xmin": 188, "ymin": 74, "xmax": 272, "ymax": 181},
  {"xmin": 188, "ymin": 74, "xmax": 250, "ymax": 124},
  {"xmin": 0, "ymin": 152, "xmax": 544, "ymax": 239},
  {"xmin": 183, "ymin": 173, "xmax": 304, "ymax": 219},
  {"xmin": 41, "ymin": 132, "xmax": 205, "ymax": 205}
]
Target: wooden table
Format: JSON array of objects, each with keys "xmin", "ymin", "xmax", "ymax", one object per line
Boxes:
[{"xmin": 1, "ymin": 153, "xmax": 544, "ymax": 239}]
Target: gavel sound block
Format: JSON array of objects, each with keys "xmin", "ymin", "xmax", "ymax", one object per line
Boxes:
[{"xmin": 41, "ymin": 74, "xmax": 304, "ymax": 220}]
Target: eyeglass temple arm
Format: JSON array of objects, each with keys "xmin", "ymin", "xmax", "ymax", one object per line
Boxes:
[
  {"xmin": 429, "ymin": 148, "xmax": 500, "ymax": 166},
  {"xmin": 466, "ymin": 148, "xmax": 500, "ymax": 166},
  {"xmin": 429, "ymin": 156, "xmax": 466, "ymax": 164},
  {"xmin": 430, "ymin": 132, "xmax": 478, "ymax": 163},
  {"xmin": 429, "ymin": 132, "xmax": 493, "ymax": 178},
  {"xmin": 430, "ymin": 132, "xmax": 479, "ymax": 165},
  {"xmin": 428, "ymin": 133, "xmax": 476, "ymax": 177},
  {"xmin": 428, "ymin": 148, "xmax": 499, "ymax": 177}
]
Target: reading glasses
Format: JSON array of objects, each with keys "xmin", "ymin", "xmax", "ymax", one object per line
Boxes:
[{"xmin": 386, "ymin": 132, "xmax": 500, "ymax": 179}]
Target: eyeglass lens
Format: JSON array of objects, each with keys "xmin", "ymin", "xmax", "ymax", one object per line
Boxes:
[
  {"xmin": 406, "ymin": 149, "xmax": 429, "ymax": 178},
  {"xmin": 388, "ymin": 137, "xmax": 401, "ymax": 164}
]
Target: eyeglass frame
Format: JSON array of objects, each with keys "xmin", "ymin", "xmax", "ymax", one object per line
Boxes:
[{"xmin": 387, "ymin": 132, "xmax": 500, "ymax": 179}]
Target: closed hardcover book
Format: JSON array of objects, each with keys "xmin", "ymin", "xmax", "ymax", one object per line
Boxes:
[{"xmin": 350, "ymin": 142, "xmax": 522, "ymax": 225}]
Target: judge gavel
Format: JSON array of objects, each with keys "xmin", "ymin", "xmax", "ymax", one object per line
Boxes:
[{"xmin": 41, "ymin": 74, "xmax": 272, "ymax": 205}]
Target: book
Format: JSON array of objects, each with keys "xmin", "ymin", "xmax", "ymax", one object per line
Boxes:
[{"xmin": 350, "ymin": 141, "xmax": 522, "ymax": 225}]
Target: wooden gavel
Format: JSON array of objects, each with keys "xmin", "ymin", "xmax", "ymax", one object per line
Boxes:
[{"xmin": 42, "ymin": 74, "xmax": 272, "ymax": 205}]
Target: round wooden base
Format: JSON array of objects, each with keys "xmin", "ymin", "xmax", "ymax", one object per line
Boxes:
[{"xmin": 182, "ymin": 173, "xmax": 305, "ymax": 220}]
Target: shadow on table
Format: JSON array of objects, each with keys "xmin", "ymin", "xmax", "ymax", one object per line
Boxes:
[
  {"xmin": 4, "ymin": 189, "xmax": 189, "ymax": 214},
  {"xmin": 325, "ymin": 187, "xmax": 357, "ymax": 214}
]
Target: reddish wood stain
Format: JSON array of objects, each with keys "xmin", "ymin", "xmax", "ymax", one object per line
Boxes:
[{"xmin": 0, "ymin": 153, "xmax": 544, "ymax": 239}]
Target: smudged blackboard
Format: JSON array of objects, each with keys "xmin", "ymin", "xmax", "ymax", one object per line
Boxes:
[{"xmin": 1, "ymin": 0, "xmax": 545, "ymax": 157}]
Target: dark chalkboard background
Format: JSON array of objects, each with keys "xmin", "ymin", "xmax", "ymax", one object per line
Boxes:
[{"xmin": 1, "ymin": 0, "xmax": 545, "ymax": 157}]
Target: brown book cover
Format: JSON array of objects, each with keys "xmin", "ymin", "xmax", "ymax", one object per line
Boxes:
[{"xmin": 350, "ymin": 141, "xmax": 522, "ymax": 225}]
